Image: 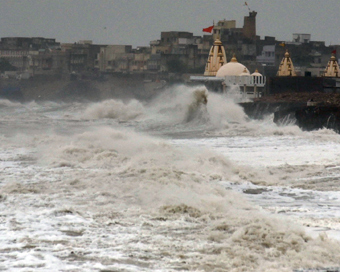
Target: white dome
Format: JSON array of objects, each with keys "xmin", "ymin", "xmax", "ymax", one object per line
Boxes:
[
  {"xmin": 216, "ymin": 55, "xmax": 250, "ymax": 77},
  {"xmin": 240, "ymin": 68, "xmax": 250, "ymax": 77},
  {"xmin": 251, "ymin": 69, "xmax": 263, "ymax": 77}
]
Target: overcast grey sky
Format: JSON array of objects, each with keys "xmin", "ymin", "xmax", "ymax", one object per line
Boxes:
[{"xmin": 1, "ymin": 0, "xmax": 339, "ymax": 47}]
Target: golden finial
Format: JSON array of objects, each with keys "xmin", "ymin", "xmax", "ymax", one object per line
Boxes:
[
  {"xmin": 230, "ymin": 54, "xmax": 237, "ymax": 62},
  {"xmin": 214, "ymin": 38, "xmax": 222, "ymax": 46},
  {"xmin": 284, "ymin": 49, "xmax": 290, "ymax": 58}
]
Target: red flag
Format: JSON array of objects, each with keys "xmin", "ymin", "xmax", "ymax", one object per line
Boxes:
[
  {"xmin": 332, "ymin": 49, "xmax": 337, "ymax": 54},
  {"xmin": 203, "ymin": 25, "xmax": 214, "ymax": 33}
]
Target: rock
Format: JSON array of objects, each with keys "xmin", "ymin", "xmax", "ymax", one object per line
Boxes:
[{"xmin": 295, "ymin": 106, "xmax": 340, "ymax": 132}]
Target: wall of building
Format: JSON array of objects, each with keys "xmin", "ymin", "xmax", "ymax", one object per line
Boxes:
[
  {"xmin": 265, "ymin": 76, "xmax": 326, "ymax": 95},
  {"xmin": 243, "ymin": 11, "xmax": 257, "ymax": 41}
]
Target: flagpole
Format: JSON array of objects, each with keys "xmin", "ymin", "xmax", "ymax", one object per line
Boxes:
[{"xmin": 244, "ymin": 2, "xmax": 250, "ymax": 12}]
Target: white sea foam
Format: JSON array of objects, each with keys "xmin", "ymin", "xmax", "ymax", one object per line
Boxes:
[
  {"xmin": 0, "ymin": 98, "xmax": 22, "ymax": 107},
  {"xmin": 144, "ymin": 85, "xmax": 209, "ymax": 125},
  {"xmin": 83, "ymin": 99, "xmax": 145, "ymax": 121},
  {"xmin": 1, "ymin": 85, "xmax": 340, "ymax": 271}
]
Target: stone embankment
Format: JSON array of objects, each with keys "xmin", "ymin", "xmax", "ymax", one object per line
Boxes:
[{"xmin": 240, "ymin": 92, "xmax": 340, "ymax": 133}]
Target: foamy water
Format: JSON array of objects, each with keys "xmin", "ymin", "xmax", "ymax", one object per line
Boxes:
[{"xmin": 1, "ymin": 85, "xmax": 340, "ymax": 271}]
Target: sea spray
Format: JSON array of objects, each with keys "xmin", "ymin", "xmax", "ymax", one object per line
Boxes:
[
  {"xmin": 185, "ymin": 87, "xmax": 209, "ymax": 123},
  {"xmin": 224, "ymin": 84, "xmax": 253, "ymax": 103},
  {"xmin": 83, "ymin": 99, "xmax": 145, "ymax": 121},
  {"xmin": 0, "ymin": 98, "xmax": 22, "ymax": 108},
  {"xmin": 2, "ymin": 130, "xmax": 340, "ymax": 271},
  {"xmin": 2, "ymin": 88, "xmax": 340, "ymax": 271},
  {"xmin": 145, "ymin": 84, "xmax": 209, "ymax": 124},
  {"xmin": 206, "ymin": 91, "xmax": 248, "ymax": 128}
]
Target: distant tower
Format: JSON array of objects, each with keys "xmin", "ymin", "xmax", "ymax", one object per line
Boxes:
[
  {"xmin": 204, "ymin": 38, "xmax": 227, "ymax": 76},
  {"xmin": 277, "ymin": 50, "xmax": 296, "ymax": 76},
  {"xmin": 324, "ymin": 53, "xmax": 339, "ymax": 77},
  {"xmin": 243, "ymin": 11, "xmax": 257, "ymax": 41}
]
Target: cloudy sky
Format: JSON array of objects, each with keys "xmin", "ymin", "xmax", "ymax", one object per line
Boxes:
[{"xmin": 1, "ymin": 0, "xmax": 339, "ymax": 47}]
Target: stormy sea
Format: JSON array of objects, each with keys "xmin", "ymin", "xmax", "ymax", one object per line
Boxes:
[{"xmin": 1, "ymin": 84, "xmax": 340, "ymax": 272}]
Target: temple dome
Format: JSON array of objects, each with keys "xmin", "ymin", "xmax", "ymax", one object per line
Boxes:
[
  {"xmin": 251, "ymin": 69, "xmax": 262, "ymax": 77},
  {"xmin": 251, "ymin": 69, "xmax": 264, "ymax": 85},
  {"xmin": 216, "ymin": 55, "xmax": 250, "ymax": 77}
]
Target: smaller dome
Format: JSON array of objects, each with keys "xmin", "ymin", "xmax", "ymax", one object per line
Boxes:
[
  {"xmin": 216, "ymin": 55, "xmax": 250, "ymax": 77},
  {"xmin": 240, "ymin": 68, "xmax": 250, "ymax": 77},
  {"xmin": 251, "ymin": 69, "xmax": 262, "ymax": 77}
]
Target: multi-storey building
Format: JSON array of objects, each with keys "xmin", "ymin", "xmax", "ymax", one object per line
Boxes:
[
  {"xmin": 149, "ymin": 31, "xmax": 207, "ymax": 73},
  {"xmin": 1, "ymin": 8, "xmax": 339, "ymax": 80},
  {"xmin": 0, "ymin": 37, "xmax": 66, "ymax": 76},
  {"xmin": 96, "ymin": 44, "xmax": 133, "ymax": 72},
  {"xmin": 62, "ymin": 41, "xmax": 102, "ymax": 73},
  {"xmin": 131, "ymin": 47, "xmax": 151, "ymax": 72}
]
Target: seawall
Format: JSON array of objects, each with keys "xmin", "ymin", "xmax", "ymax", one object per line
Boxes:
[{"xmin": 239, "ymin": 101, "xmax": 340, "ymax": 133}]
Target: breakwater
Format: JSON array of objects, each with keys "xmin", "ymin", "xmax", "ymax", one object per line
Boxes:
[{"xmin": 239, "ymin": 101, "xmax": 340, "ymax": 133}]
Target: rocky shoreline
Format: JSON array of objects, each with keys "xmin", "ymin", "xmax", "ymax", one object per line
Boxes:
[
  {"xmin": 254, "ymin": 92, "xmax": 340, "ymax": 106},
  {"xmin": 240, "ymin": 92, "xmax": 340, "ymax": 133}
]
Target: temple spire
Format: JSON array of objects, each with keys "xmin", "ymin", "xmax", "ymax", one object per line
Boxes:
[
  {"xmin": 204, "ymin": 38, "xmax": 227, "ymax": 76},
  {"xmin": 324, "ymin": 53, "xmax": 339, "ymax": 78},
  {"xmin": 277, "ymin": 49, "xmax": 296, "ymax": 76}
]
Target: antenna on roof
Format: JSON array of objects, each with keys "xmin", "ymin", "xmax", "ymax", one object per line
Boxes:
[{"xmin": 244, "ymin": 2, "xmax": 251, "ymax": 12}]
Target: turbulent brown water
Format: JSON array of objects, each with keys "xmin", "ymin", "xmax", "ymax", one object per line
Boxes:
[{"xmin": 1, "ymin": 85, "xmax": 340, "ymax": 271}]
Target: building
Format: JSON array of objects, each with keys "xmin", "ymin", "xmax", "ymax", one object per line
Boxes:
[
  {"xmin": 256, "ymin": 45, "xmax": 275, "ymax": 66},
  {"xmin": 62, "ymin": 41, "xmax": 102, "ymax": 73},
  {"xmin": 149, "ymin": 31, "xmax": 207, "ymax": 73},
  {"xmin": 212, "ymin": 19, "xmax": 237, "ymax": 41},
  {"xmin": 243, "ymin": 11, "xmax": 257, "ymax": 41},
  {"xmin": 210, "ymin": 11, "xmax": 258, "ymax": 63},
  {"xmin": 0, "ymin": 37, "xmax": 65, "ymax": 76},
  {"xmin": 96, "ymin": 45, "xmax": 132, "ymax": 73},
  {"xmin": 190, "ymin": 38, "xmax": 265, "ymax": 97},
  {"xmin": 131, "ymin": 47, "xmax": 151, "ymax": 72},
  {"xmin": 292, "ymin": 33, "xmax": 311, "ymax": 44}
]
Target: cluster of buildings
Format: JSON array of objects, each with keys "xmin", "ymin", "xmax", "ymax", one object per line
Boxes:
[
  {"xmin": 191, "ymin": 36, "xmax": 340, "ymax": 98},
  {"xmin": 0, "ymin": 10, "xmax": 339, "ymax": 84}
]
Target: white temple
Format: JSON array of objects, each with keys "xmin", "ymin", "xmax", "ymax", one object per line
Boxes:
[{"xmin": 190, "ymin": 38, "xmax": 265, "ymax": 97}]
